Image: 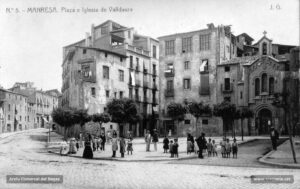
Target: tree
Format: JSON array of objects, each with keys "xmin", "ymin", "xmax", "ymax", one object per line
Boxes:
[
  {"xmin": 73, "ymin": 109, "xmax": 91, "ymax": 136},
  {"xmin": 187, "ymin": 101, "xmax": 212, "ymax": 136},
  {"xmin": 213, "ymin": 101, "xmax": 236, "ymax": 138},
  {"xmin": 106, "ymin": 98, "xmax": 140, "ymax": 136},
  {"xmin": 92, "ymin": 113, "xmax": 111, "ymax": 134},
  {"xmin": 52, "ymin": 107, "xmax": 76, "ymax": 140},
  {"xmin": 167, "ymin": 102, "xmax": 186, "ymax": 137},
  {"xmin": 235, "ymin": 107, "xmax": 253, "ymax": 141}
]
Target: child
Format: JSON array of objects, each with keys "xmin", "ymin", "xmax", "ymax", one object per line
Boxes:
[
  {"xmin": 173, "ymin": 138, "xmax": 179, "ymax": 158},
  {"xmin": 225, "ymin": 138, "xmax": 231, "ymax": 158},
  {"xmin": 220, "ymin": 137, "xmax": 226, "ymax": 158},
  {"xmin": 127, "ymin": 138, "xmax": 133, "ymax": 155},
  {"xmin": 232, "ymin": 138, "xmax": 238, "ymax": 158},
  {"xmin": 163, "ymin": 136, "xmax": 169, "ymax": 153},
  {"xmin": 169, "ymin": 140, "xmax": 174, "ymax": 158},
  {"xmin": 206, "ymin": 138, "xmax": 213, "ymax": 157},
  {"xmin": 212, "ymin": 140, "xmax": 218, "ymax": 157}
]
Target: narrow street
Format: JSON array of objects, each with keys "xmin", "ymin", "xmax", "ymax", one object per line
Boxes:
[{"xmin": 0, "ymin": 129, "xmax": 299, "ymax": 189}]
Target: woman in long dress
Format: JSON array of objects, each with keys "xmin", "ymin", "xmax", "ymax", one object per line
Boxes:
[{"xmin": 83, "ymin": 134, "xmax": 93, "ymax": 159}]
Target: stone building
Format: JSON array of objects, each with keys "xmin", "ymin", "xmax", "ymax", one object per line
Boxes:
[
  {"xmin": 10, "ymin": 82, "xmax": 59, "ymax": 129},
  {"xmin": 217, "ymin": 32, "xmax": 298, "ymax": 136},
  {"xmin": 158, "ymin": 24, "xmax": 236, "ymax": 137},
  {"xmin": 62, "ymin": 20, "xmax": 159, "ymax": 137},
  {"xmin": 0, "ymin": 89, "xmax": 28, "ymax": 133}
]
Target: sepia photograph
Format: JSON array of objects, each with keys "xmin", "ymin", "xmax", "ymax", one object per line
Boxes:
[{"xmin": 0, "ymin": 0, "xmax": 299, "ymax": 188}]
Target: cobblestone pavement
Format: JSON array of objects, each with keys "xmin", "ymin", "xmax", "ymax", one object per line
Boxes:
[{"xmin": 0, "ymin": 129, "xmax": 299, "ymax": 189}]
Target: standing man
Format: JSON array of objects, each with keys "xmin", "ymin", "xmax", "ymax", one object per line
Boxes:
[
  {"xmin": 145, "ymin": 130, "xmax": 152, "ymax": 152},
  {"xmin": 270, "ymin": 126, "xmax": 279, "ymax": 150},
  {"xmin": 196, "ymin": 133, "xmax": 207, "ymax": 159},
  {"xmin": 100, "ymin": 132, "xmax": 106, "ymax": 151},
  {"xmin": 152, "ymin": 129, "xmax": 159, "ymax": 151}
]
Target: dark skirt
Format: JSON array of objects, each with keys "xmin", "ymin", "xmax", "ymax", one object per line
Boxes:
[
  {"xmin": 232, "ymin": 146, "xmax": 238, "ymax": 154},
  {"xmin": 83, "ymin": 145, "xmax": 93, "ymax": 159},
  {"xmin": 163, "ymin": 143, "xmax": 169, "ymax": 150}
]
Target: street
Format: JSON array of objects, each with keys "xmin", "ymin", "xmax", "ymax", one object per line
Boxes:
[{"xmin": 0, "ymin": 129, "xmax": 299, "ymax": 189}]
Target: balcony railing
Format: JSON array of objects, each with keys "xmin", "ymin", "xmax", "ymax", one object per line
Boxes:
[
  {"xmin": 153, "ymin": 70, "xmax": 157, "ymax": 76},
  {"xmin": 127, "ymin": 44, "xmax": 150, "ymax": 57},
  {"xmin": 135, "ymin": 95, "xmax": 141, "ymax": 102},
  {"xmin": 136, "ymin": 80, "xmax": 141, "ymax": 87},
  {"xmin": 221, "ymin": 83, "xmax": 233, "ymax": 93},
  {"xmin": 164, "ymin": 89, "xmax": 174, "ymax": 97},
  {"xmin": 143, "ymin": 68, "xmax": 148, "ymax": 74},
  {"xmin": 152, "ymin": 98, "xmax": 158, "ymax": 105},
  {"xmin": 164, "ymin": 70, "xmax": 175, "ymax": 77},
  {"xmin": 135, "ymin": 66, "xmax": 140, "ymax": 72},
  {"xmin": 143, "ymin": 81, "xmax": 149, "ymax": 88},
  {"xmin": 143, "ymin": 97, "xmax": 149, "ymax": 103}
]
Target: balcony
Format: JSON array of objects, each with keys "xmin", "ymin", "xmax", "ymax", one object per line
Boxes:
[
  {"xmin": 221, "ymin": 83, "xmax": 233, "ymax": 93},
  {"xmin": 143, "ymin": 97, "xmax": 149, "ymax": 103},
  {"xmin": 135, "ymin": 95, "xmax": 141, "ymax": 102},
  {"xmin": 136, "ymin": 80, "xmax": 141, "ymax": 87},
  {"xmin": 164, "ymin": 89, "xmax": 174, "ymax": 97},
  {"xmin": 143, "ymin": 68, "xmax": 148, "ymax": 74},
  {"xmin": 164, "ymin": 70, "xmax": 175, "ymax": 77},
  {"xmin": 135, "ymin": 66, "xmax": 140, "ymax": 72},
  {"xmin": 127, "ymin": 44, "xmax": 150, "ymax": 57},
  {"xmin": 153, "ymin": 70, "xmax": 157, "ymax": 77}
]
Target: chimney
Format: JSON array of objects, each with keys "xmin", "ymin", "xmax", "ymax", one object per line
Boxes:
[{"xmin": 85, "ymin": 32, "xmax": 90, "ymax": 47}]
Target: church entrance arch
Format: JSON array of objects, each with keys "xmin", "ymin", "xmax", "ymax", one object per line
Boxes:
[{"xmin": 256, "ymin": 108, "xmax": 272, "ymax": 135}]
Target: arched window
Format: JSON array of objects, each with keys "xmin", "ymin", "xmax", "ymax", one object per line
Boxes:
[
  {"xmin": 269, "ymin": 77, "xmax": 274, "ymax": 95},
  {"xmin": 262, "ymin": 42, "xmax": 267, "ymax": 55},
  {"xmin": 261, "ymin": 73, "xmax": 267, "ymax": 93},
  {"xmin": 255, "ymin": 78, "xmax": 260, "ymax": 96}
]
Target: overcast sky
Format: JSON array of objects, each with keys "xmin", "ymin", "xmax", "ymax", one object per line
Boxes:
[{"xmin": 0, "ymin": 0, "xmax": 299, "ymax": 90}]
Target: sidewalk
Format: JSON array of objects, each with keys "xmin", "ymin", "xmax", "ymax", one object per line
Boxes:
[
  {"xmin": 0, "ymin": 128, "xmax": 46, "ymax": 140},
  {"xmin": 47, "ymin": 133, "xmax": 267, "ymax": 162},
  {"xmin": 259, "ymin": 137, "xmax": 300, "ymax": 169}
]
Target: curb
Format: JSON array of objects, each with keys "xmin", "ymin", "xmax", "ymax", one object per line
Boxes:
[{"xmin": 258, "ymin": 141, "xmax": 300, "ymax": 169}]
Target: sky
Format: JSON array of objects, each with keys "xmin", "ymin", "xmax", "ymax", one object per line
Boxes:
[{"xmin": 0, "ymin": 0, "xmax": 299, "ymax": 91}]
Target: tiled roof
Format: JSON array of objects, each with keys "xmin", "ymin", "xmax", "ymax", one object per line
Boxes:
[{"xmin": 220, "ymin": 55, "xmax": 261, "ymax": 65}]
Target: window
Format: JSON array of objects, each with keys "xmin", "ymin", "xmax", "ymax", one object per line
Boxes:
[
  {"xmin": 255, "ymin": 78, "xmax": 260, "ymax": 96},
  {"xmin": 262, "ymin": 42, "xmax": 267, "ymax": 55},
  {"xmin": 184, "ymin": 61, "xmax": 190, "ymax": 70},
  {"xmin": 91, "ymin": 87, "xmax": 96, "ymax": 97},
  {"xmin": 202, "ymin": 119, "xmax": 208, "ymax": 125},
  {"xmin": 200, "ymin": 59, "xmax": 209, "ymax": 72},
  {"xmin": 20, "ymin": 116, "xmax": 22, "ymax": 121},
  {"xmin": 8, "ymin": 115, "xmax": 10, "ymax": 121},
  {"xmin": 269, "ymin": 77, "xmax": 274, "ymax": 95},
  {"xmin": 167, "ymin": 63, "xmax": 174, "ymax": 73},
  {"xmin": 119, "ymin": 91, "xmax": 123, "ymax": 99},
  {"xmin": 119, "ymin": 70, "xmax": 124, "ymax": 82},
  {"xmin": 182, "ymin": 37, "xmax": 192, "ymax": 52},
  {"xmin": 120, "ymin": 57, "xmax": 123, "ymax": 62},
  {"xmin": 167, "ymin": 80, "xmax": 174, "ymax": 90},
  {"xmin": 128, "ymin": 30, "xmax": 131, "ymax": 39},
  {"xmin": 224, "ymin": 78, "xmax": 230, "ymax": 91},
  {"xmin": 114, "ymin": 92, "xmax": 117, "ymax": 98},
  {"xmin": 153, "ymin": 64, "xmax": 157, "ymax": 75},
  {"xmin": 83, "ymin": 49, "xmax": 86, "ymax": 54},
  {"xmin": 261, "ymin": 73, "xmax": 267, "ymax": 92},
  {"xmin": 129, "ymin": 88, "xmax": 133, "ymax": 99},
  {"xmin": 240, "ymin": 91, "xmax": 243, "ymax": 99},
  {"xmin": 200, "ymin": 34, "xmax": 211, "ymax": 51},
  {"xmin": 105, "ymin": 53, "xmax": 108, "ymax": 58},
  {"xmin": 103, "ymin": 66, "xmax": 109, "ymax": 79},
  {"xmin": 8, "ymin": 104, "xmax": 10, "ymax": 111},
  {"xmin": 225, "ymin": 66, "xmax": 230, "ymax": 72},
  {"xmin": 184, "ymin": 120, "xmax": 191, "ymax": 124},
  {"xmin": 183, "ymin": 78, "xmax": 191, "ymax": 89},
  {"xmin": 82, "ymin": 65, "xmax": 92, "ymax": 78},
  {"xmin": 101, "ymin": 26, "xmax": 108, "ymax": 35},
  {"xmin": 152, "ymin": 45, "xmax": 157, "ymax": 58},
  {"xmin": 130, "ymin": 56, "xmax": 133, "ymax": 68},
  {"xmin": 106, "ymin": 90, "xmax": 110, "ymax": 98},
  {"xmin": 165, "ymin": 40, "xmax": 175, "ymax": 55}
]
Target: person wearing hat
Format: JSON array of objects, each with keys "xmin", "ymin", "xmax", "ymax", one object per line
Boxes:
[
  {"xmin": 196, "ymin": 132, "xmax": 207, "ymax": 158},
  {"xmin": 152, "ymin": 129, "xmax": 159, "ymax": 151},
  {"xmin": 270, "ymin": 126, "xmax": 279, "ymax": 150}
]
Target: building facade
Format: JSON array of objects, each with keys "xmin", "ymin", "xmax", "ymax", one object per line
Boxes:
[
  {"xmin": 158, "ymin": 24, "xmax": 236, "ymax": 137},
  {"xmin": 217, "ymin": 33, "xmax": 298, "ymax": 136},
  {"xmin": 62, "ymin": 20, "xmax": 159, "ymax": 137},
  {"xmin": 0, "ymin": 89, "xmax": 29, "ymax": 133}
]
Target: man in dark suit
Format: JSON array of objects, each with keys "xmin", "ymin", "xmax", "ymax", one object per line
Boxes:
[
  {"xmin": 196, "ymin": 133, "xmax": 207, "ymax": 158},
  {"xmin": 270, "ymin": 127, "xmax": 279, "ymax": 150}
]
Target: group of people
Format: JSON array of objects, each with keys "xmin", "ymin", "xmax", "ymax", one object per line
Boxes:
[
  {"xmin": 162, "ymin": 137, "xmax": 179, "ymax": 158},
  {"xmin": 219, "ymin": 138, "xmax": 238, "ymax": 158},
  {"xmin": 111, "ymin": 132, "xmax": 134, "ymax": 158}
]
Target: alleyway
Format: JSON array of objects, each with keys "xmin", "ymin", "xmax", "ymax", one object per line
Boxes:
[{"xmin": 0, "ymin": 129, "xmax": 299, "ymax": 189}]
